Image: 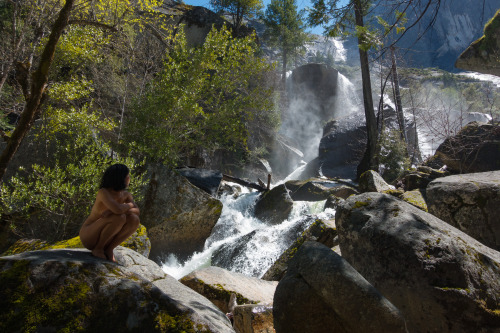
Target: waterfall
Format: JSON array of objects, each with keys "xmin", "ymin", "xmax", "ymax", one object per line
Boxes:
[
  {"xmin": 162, "ymin": 187, "xmax": 335, "ymax": 279},
  {"xmin": 161, "ymin": 65, "xmax": 355, "ymax": 280},
  {"xmin": 335, "ymin": 73, "xmax": 362, "ymax": 117}
]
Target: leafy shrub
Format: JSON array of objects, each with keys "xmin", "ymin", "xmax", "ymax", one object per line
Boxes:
[
  {"xmin": 125, "ymin": 25, "xmax": 279, "ymax": 166},
  {"xmin": 0, "ymin": 138, "xmax": 145, "ymax": 242},
  {"xmin": 0, "ymin": 104, "xmax": 146, "ymax": 242},
  {"xmin": 378, "ymin": 129, "xmax": 410, "ymax": 183}
]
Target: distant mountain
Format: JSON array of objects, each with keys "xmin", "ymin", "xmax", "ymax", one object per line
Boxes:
[{"xmin": 378, "ymin": 0, "xmax": 498, "ymax": 71}]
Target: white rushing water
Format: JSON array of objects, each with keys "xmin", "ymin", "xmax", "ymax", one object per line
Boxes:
[{"xmin": 162, "ymin": 186, "xmax": 335, "ymax": 279}]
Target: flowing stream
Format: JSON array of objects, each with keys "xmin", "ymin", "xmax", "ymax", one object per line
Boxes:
[{"xmin": 162, "ymin": 187, "xmax": 335, "ymax": 279}]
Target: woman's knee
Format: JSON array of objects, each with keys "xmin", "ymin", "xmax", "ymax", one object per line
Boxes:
[{"xmin": 126, "ymin": 214, "xmax": 140, "ymax": 228}]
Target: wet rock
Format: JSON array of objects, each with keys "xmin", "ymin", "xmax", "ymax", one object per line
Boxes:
[
  {"xmin": 233, "ymin": 304, "xmax": 275, "ymax": 333},
  {"xmin": 176, "ymin": 167, "xmax": 223, "ymax": 197},
  {"xmin": 254, "ymin": 184, "xmax": 293, "ymax": 224},
  {"xmin": 427, "ymin": 171, "xmax": 500, "ymax": 250},
  {"xmin": 180, "ymin": 266, "xmax": 277, "ymax": 313},
  {"xmin": 218, "ymin": 181, "xmax": 242, "ymax": 198},
  {"xmin": 212, "ymin": 215, "xmax": 316, "ymax": 277},
  {"xmin": 285, "ymin": 178, "xmax": 358, "ymax": 201},
  {"xmin": 358, "ymin": 170, "xmax": 392, "ymax": 193},
  {"xmin": 318, "ymin": 114, "xmax": 366, "ymax": 180},
  {"xmin": 140, "ymin": 164, "xmax": 222, "ymax": 261},
  {"xmin": 262, "ymin": 218, "xmax": 337, "ymax": 281},
  {"xmin": 273, "ymin": 241, "xmax": 407, "ymax": 333},
  {"xmin": 0, "ymin": 247, "xmax": 235, "ymax": 333},
  {"xmin": 336, "ymin": 192, "xmax": 500, "ymax": 332},
  {"xmin": 324, "ymin": 195, "xmax": 345, "ymax": 210}
]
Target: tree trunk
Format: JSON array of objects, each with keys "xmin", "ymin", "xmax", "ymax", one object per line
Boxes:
[
  {"xmin": 282, "ymin": 48, "xmax": 288, "ymax": 89},
  {"xmin": 391, "ymin": 46, "xmax": 407, "ymax": 143},
  {"xmin": 0, "ymin": 0, "xmax": 75, "ymax": 182},
  {"xmin": 355, "ymin": 0, "xmax": 377, "ymax": 179}
]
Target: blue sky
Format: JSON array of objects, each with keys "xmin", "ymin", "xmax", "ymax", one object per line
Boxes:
[{"xmin": 181, "ymin": 0, "xmax": 346, "ymax": 35}]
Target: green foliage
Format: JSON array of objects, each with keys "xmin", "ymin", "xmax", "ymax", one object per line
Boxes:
[
  {"xmin": 377, "ymin": 129, "xmax": 409, "ymax": 183},
  {"xmin": 377, "ymin": 10, "xmax": 407, "ymax": 36},
  {"xmin": 0, "ymin": 101, "xmax": 146, "ymax": 242},
  {"xmin": 125, "ymin": 25, "xmax": 278, "ymax": 165},
  {"xmin": 262, "ymin": 0, "xmax": 309, "ymax": 66},
  {"xmin": 355, "ymin": 25, "xmax": 382, "ymax": 51},
  {"xmin": 211, "ymin": 0, "xmax": 263, "ymax": 27},
  {"xmin": 0, "ymin": 136, "xmax": 146, "ymax": 242}
]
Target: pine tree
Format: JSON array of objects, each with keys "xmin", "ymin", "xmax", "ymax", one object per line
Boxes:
[{"xmin": 262, "ymin": 0, "xmax": 309, "ymax": 88}]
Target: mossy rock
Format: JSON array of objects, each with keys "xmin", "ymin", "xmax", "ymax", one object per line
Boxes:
[
  {"xmin": 0, "ymin": 248, "xmax": 233, "ymax": 333},
  {"xmin": 2, "ymin": 224, "xmax": 151, "ymax": 258},
  {"xmin": 359, "ymin": 170, "xmax": 391, "ymax": 193},
  {"xmin": 285, "ymin": 179, "xmax": 358, "ymax": 201},
  {"xmin": 455, "ymin": 9, "xmax": 500, "ymax": 76},
  {"xmin": 180, "ymin": 266, "xmax": 277, "ymax": 314},
  {"xmin": 401, "ymin": 189, "xmax": 428, "ymax": 212}
]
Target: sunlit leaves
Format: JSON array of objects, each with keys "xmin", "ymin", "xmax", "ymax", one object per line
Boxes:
[
  {"xmin": 377, "ymin": 10, "xmax": 407, "ymax": 36},
  {"xmin": 126, "ymin": 25, "xmax": 278, "ymax": 165},
  {"xmin": 49, "ymin": 77, "xmax": 94, "ymax": 101},
  {"xmin": 0, "ymin": 143, "xmax": 146, "ymax": 241},
  {"xmin": 355, "ymin": 25, "xmax": 382, "ymax": 51},
  {"xmin": 54, "ymin": 25, "xmax": 110, "ymax": 66}
]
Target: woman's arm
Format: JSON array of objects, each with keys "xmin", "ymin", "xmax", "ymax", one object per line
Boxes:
[
  {"xmin": 98, "ymin": 189, "xmax": 134, "ymax": 214},
  {"xmin": 124, "ymin": 192, "xmax": 140, "ymax": 216}
]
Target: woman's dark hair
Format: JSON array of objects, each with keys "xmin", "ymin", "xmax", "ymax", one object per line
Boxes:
[{"xmin": 100, "ymin": 164, "xmax": 129, "ymax": 191}]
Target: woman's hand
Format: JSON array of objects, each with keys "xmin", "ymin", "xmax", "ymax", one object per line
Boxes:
[{"xmin": 101, "ymin": 210, "xmax": 113, "ymax": 218}]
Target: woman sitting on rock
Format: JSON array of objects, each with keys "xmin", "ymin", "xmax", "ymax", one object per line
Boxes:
[{"xmin": 79, "ymin": 164, "xmax": 140, "ymax": 262}]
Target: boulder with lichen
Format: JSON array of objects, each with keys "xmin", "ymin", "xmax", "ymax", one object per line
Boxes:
[
  {"xmin": 0, "ymin": 247, "xmax": 235, "ymax": 332},
  {"xmin": 336, "ymin": 192, "xmax": 500, "ymax": 332},
  {"xmin": 2, "ymin": 224, "xmax": 151, "ymax": 258}
]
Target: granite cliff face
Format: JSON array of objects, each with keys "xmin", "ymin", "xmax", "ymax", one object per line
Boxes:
[
  {"xmin": 375, "ymin": 0, "xmax": 498, "ymax": 71},
  {"xmin": 456, "ymin": 9, "xmax": 500, "ymax": 76}
]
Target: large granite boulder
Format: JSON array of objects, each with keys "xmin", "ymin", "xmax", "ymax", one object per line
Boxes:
[
  {"xmin": 273, "ymin": 241, "xmax": 407, "ymax": 333},
  {"xmin": 233, "ymin": 304, "xmax": 275, "ymax": 333},
  {"xmin": 400, "ymin": 188, "xmax": 428, "ymax": 212},
  {"xmin": 336, "ymin": 192, "xmax": 500, "ymax": 332},
  {"xmin": 140, "ymin": 164, "xmax": 223, "ymax": 261},
  {"xmin": 262, "ymin": 218, "xmax": 337, "ymax": 281},
  {"xmin": 318, "ymin": 113, "xmax": 367, "ymax": 180},
  {"xmin": 0, "ymin": 247, "xmax": 234, "ymax": 332},
  {"xmin": 254, "ymin": 184, "xmax": 293, "ymax": 225},
  {"xmin": 284, "ymin": 178, "xmax": 358, "ymax": 201},
  {"xmin": 176, "ymin": 167, "xmax": 223, "ymax": 197},
  {"xmin": 455, "ymin": 9, "xmax": 500, "ymax": 76},
  {"xmin": 180, "ymin": 266, "xmax": 277, "ymax": 313},
  {"xmin": 427, "ymin": 171, "xmax": 500, "ymax": 250},
  {"xmin": 318, "ymin": 104, "xmax": 418, "ymax": 180},
  {"xmin": 358, "ymin": 170, "xmax": 392, "ymax": 193},
  {"xmin": 426, "ymin": 122, "xmax": 500, "ymax": 174},
  {"xmin": 397, "ymin": 165, "xmax": 449, "ymax": 191}
]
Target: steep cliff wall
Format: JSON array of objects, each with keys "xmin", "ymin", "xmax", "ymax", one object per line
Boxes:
[{"xmin": 378, "ymin": 0, "xmax": 498, "ymax": 71}]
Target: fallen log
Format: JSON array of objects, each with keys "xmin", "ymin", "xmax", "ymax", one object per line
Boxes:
[{"xmin": 222, "ymin": 174, "xmax": 267, "ymax": 192}]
